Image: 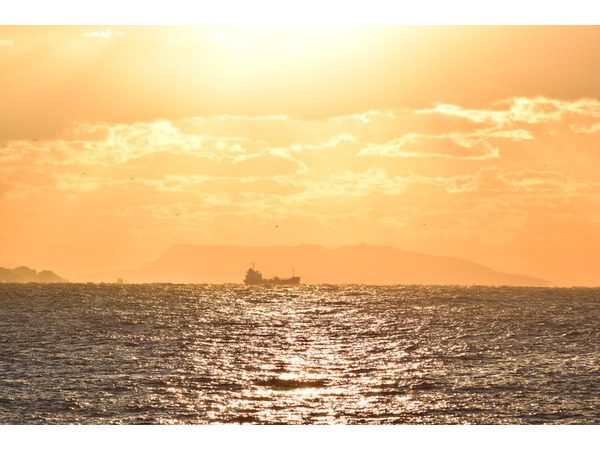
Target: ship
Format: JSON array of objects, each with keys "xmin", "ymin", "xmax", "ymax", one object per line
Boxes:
[{"xmin": 244, "ymin": 264, "xmax": 301, "ymax": 285}]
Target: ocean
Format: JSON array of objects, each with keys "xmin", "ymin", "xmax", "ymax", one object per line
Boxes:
[{"xmin": 0, "ymin": 283, "xmax": 598, "ymax": 425}]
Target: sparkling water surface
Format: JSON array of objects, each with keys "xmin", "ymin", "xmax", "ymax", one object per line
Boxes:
[{"xmin": 0, "ymin": 283, "xmax": 598, "ymax": 424}]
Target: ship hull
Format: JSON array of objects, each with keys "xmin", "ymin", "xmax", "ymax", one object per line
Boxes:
[{"xmin": 245, "ymin": 277, "xmax": 301, "ymax": 286}]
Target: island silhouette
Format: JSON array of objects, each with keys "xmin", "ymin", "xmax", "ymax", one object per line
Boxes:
[
  {"xmin": 0, "ymin": 266, "xmax": 67, "ymax": 283},
  {"xmin": 103, "ymin": 244, "xmax": 548, "ymax": 286}
]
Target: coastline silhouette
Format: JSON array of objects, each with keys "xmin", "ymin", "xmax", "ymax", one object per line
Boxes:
[
  {"xmin": 0, "ymin": 266, "xmax": 66, "ymax": 283},
  {"xmin": 100, "ymin": 243, "xmax": 548, "ymax": 286}
]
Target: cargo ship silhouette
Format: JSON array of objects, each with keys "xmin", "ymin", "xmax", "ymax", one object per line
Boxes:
[{"xmin": 244, "ymin": 264, "xmax": 301, "ymax": 285}]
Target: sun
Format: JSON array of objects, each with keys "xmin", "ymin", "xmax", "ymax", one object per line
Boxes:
[{"xmin": 202, "ymin": 25, "xmax": 378, "ymax": 69}]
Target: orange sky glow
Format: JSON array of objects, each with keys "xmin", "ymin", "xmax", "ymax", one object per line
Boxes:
[{"xmin": 1, "ymin": 25, "xmax": 599, "ymax": 285}]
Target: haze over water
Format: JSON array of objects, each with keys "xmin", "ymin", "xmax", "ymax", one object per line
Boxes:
[{"xmin": 1, "ymin": 283, "xmax": 598, "ymax": 425}]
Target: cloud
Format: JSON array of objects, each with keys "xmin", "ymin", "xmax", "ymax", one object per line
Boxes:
[
  {"xmin": 330, "ymin": 109, "xmax": 396, "ymax": 124},
  {"xmin": 210, "ymin": 114, "xmax": 289, "ymax": 121},
  {"xmin": 358, "ymin": 133, "xmax": 500, "ymax": 160},
  {"xmin": 231, "ymin": 152, "xmax": 308, "ymax": 177},
  {"xmin": 445, "ymin": 167, "xmax": 591, "ymax": 196},
  {"xmin": 415, "ymin": 104, "xmax": 506, "ymax": 124},
  {"xmin": 417, "ymin": 97, "xmax": 600, "ymax": 127},
  {"xmin": 62, "ymin": 120, "xmax": 263, "ymax": 166},
  {"xmin": 177, "ymin": 114, "xmax": 324, "ymax": 148},
  {"xmin": 284, "ymin": 134, "xmax": 358, "ymax": 154},
  {"xmin": 2, "ymin": 97, "xmax": 598, "ymax": 222},
  {"xmin": 285, "ymin": 169, "xmax": 445, "ymax": 204},
  {"xmin": 570, "ymin": 122, "xmax": 600, "ymax": 134},
  {"xmin": 9, "ymin": 96, "xmax": 587, "ymax": 178},
  {"xmin": 486, "ymin": 129, "xmax": 534, "ymax": 140},
  {"xmin": 98, "ymin": 149, "xmax": 307, "ymax": 190},
  {"xmin": 82, "ymin": 29, "xmax": 126, "ymax": 39},
  {"xmin": 502, "ymin": 97, "xmax": 600, "ymax": 123}
]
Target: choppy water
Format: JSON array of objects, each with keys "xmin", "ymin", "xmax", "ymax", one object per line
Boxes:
[{"xmin": 0, "ymin": 283, "xmax": 598, "ymax": 424}]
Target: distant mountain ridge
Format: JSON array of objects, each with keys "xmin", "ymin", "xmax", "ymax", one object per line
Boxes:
[
  {"xmin": 0, "ymin": 266, "xmax": 67, "ymax": 283},
  {"xmin": 113, "ymin": 244, "xmax": 548, "ymax": 286}
]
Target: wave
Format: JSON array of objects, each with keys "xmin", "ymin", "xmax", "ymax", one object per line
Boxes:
[{"xmin": 254, "ymin": 377, "xmax": 329, "ymax": 390}]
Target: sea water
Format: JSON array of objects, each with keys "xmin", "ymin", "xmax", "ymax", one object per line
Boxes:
[{"xmin": 0, "ymin": 283, "xmax": 598, "ymax": 424}]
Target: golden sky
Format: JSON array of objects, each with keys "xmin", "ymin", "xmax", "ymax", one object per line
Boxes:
[{"xmin": 1, "ymin": 25, "xmax": 599, "ymax": 285}]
